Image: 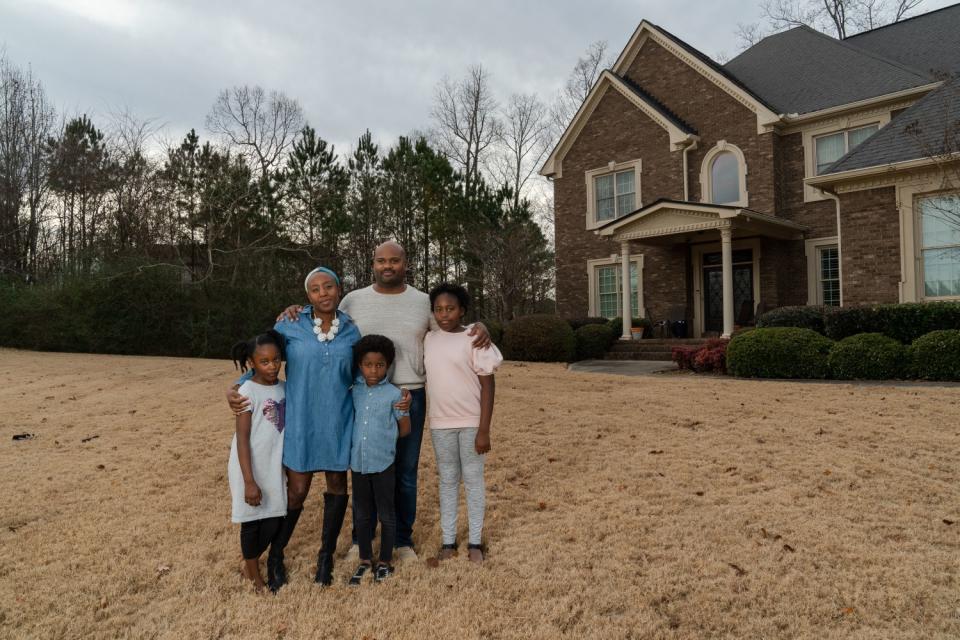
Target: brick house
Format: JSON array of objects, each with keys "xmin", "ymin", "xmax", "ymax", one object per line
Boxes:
[{"xmin": 542, "ymin": 5, "xmax": 960, "ymax": 339}]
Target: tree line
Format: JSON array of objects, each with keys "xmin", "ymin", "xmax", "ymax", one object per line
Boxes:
[{"xmin": 0, "ymin": 53, "xmax": 591, "ymax": 329}]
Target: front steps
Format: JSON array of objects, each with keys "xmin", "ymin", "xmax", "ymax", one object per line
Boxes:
[{"xmin": 605, "ymin": 338, "xmax": 708, "ymax": 361}]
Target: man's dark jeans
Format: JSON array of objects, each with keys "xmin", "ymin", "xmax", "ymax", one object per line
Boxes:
[{"xmin": 352, "ymin": 387, "xmax": 425, "ymax": 549}]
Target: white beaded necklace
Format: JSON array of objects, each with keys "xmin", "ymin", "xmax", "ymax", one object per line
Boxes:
[{"xmin": 312, "ymin": 315, "xmax": 340, "ymax": 342}]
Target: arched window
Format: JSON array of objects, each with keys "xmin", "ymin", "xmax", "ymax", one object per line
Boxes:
[
  {"xmin": 700, "ymin": 141, "xmax": 748, "ymax": 206},
  {"xmin": 710, "ymin": 152, "xmax": 740, "ymax": 204}
]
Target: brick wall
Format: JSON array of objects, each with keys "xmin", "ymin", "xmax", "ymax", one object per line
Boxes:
[
  {"xmin": 839, "ymin": 187, "xmax": 901, "ymax": 305},
  {"xmin": 553, "ymin": 86, "xmax": 683, "ymax": 318},
  {"xmin": 623, "ymin": 40, "xmax": 776, "ymax": 213}
]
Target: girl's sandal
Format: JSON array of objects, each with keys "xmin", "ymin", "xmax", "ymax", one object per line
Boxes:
[
  {"xmin": 467, "ymin": 544, "xmax": 484, "ymax": 564},
  {"xmin": 438, "ymin": 543, "xmax": 457, "ymax": 560}
]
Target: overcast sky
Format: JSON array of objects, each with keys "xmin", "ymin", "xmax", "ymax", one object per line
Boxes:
[{"xmin": 1, "ymin": 0, "xmax": 954, "ymax": 154}]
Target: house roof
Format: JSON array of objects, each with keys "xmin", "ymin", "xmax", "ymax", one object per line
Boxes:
[
  {"xmin": 844, "ymin": 4, "xmax": 960, "ymax": 76},
  {"xmin": 725, "ymin": 25, "xmax": 934, "ymax": 114},
  {"xmin": 817, "ymin": 80, "xmax": 960, "ymax": 175},
  {"xmin": 539, "ymin": 71, "xmax": 698, "ymax": 178}
]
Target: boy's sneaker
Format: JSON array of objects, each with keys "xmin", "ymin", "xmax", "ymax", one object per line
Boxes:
[
  {"xmin": 396, "ymin": 546, "xmax": 417, "ymax": 562},
  {"xmin": 373, "ymin": 564, "xmax": 394, "ymax": 583},
  {"xmin": 348, "ymin": 563, "xmax": 371, "ymax": 586}
]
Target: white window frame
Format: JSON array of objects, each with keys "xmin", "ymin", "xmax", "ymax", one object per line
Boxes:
[
  {"xmin": 813, "ymin": 124, "xmax": 880, "ymax": 176},
  {"xmin": 802, "ymin": 114, "xmax": 890, "ymax": 202},
  {"xmin": 915, "ymin": 192, "xmax": 960, "ymax": 301},
  {"xmin": 805, "ymin": 236, "xmax": 841, "ymax": 306},
  {"xmin": 586, "ymin": 255, "xmax": 644, "ymax": 318},
  {"xmin": 584, "ymin": 159, "xmax": 641, "ymax": 230},
  {"xmin": 699, "ymin": 140, "xmax": 748, "ymax": 207}
]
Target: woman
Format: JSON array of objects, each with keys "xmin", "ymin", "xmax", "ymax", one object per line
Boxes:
[{"xmin": 228, "ymin": 266, "xmax": 359, "ymax": 590}]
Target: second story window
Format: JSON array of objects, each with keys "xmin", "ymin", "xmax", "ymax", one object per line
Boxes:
[
  {"xmin": 815, "ymin": 124, "xmax": 879, "ymax": 174},
  {"xmin": 710, "ymin": 151, "xmax": 741, "ymax": 204},
  {"xmin": 594, "ymin": 169, "xmax": 636, "ymax": 222}
]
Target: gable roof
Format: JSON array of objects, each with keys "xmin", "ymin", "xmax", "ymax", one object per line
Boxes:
[
  {"xmin": 725, "ymin": 25, "xmax": 934, "ymax": 114},
  {"xmin": 539, "ymin": 70, "xmax": 697, "ymax": 178},
  {"xmin": 844, "ymin": 3, "xmax": 960, "ymax": 76},
  {"xmin": 611, "ymin": 21, "xmax": 783, "ymax": 128},
  {"xmin": 815, "ymin": 80, "xmax": 960, "ymax": 176}
]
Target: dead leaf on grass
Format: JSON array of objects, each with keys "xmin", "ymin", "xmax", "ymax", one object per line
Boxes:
[
  {"xmin": 547, "ymin": 457, "xmax": 557, "ymax": 463},
  {"xmin": 426, "ymin": 557, "xmax": 439, "ymax": 568},
  {"xmin": 276, "ymin": 622, "xmax": 288, "ymax": 635},
  {"xmin": 760, "ymin": 528, "xmax": 782, "ymax": 541},
  {"xmin": 783, "ymin": 544, "xmax": 795, "ymax": 553},
  {"xmin": 649, "ymin": 450, "xmax": 664, "ymax": 455},
  {"xmin": 727, "ymin": 562, "xmax": 747, "ymax": 576},
  {"xmin": 156, "ymin": 563, "xmax": 171, "ymax": 578},
  {"xmin": 944, "ymin": 519, "xmax": 955, "ymax": 525},
  {"xmin": 537, "ymin": 501, "xmax": 547, "ymax": 511}
]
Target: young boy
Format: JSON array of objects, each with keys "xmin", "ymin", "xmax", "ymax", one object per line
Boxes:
[{"xmin": 349, "ymin": 335, "xmax": 411, "ymax": 584}]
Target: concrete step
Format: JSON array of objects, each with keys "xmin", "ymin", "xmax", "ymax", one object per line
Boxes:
[{"xmin": 604, "ymin": 351, "xmax": 674, "ymax": 361}]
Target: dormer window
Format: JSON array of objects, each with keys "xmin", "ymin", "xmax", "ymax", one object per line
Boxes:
[
  {"xmin": 814, "ymin": 124, "xmax": 879, "ymax": 174},
  {"xmin": 584, "ymin": 159, "xmax": 642, "ymax": 229},
  {"xmin": 700, "ymin": 141, "xmax": 748, "ymax": 207}
]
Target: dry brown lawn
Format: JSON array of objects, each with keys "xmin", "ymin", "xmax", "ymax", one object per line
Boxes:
[{"xmin": 1, "ymin": 349, "xmax": 959, "ymax": 639}]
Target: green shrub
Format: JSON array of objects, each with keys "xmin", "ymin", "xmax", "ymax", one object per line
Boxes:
[
  {"xmin": 727, "ymin": 327, "xmax": 834, "ymax": 378},
  {"xmin": 567, "ymin": 317, "xmax": 609, "ymax": 331},
  {"xmin": 824, "ymin": 302, "xmax": 960, "ymax": 342},
  {"xmin": 910, "ymin": 330, "xmax": 960, "ymax": 380},
  {"xmin": 607, "ymin": 316, "xmax": 651, "ymax": 335},
  {"xmin": 574, "ymin": 324, "xmax": 614, "ymax": 360},
  {"xmin": 828, "ymin": 333, "xmax": 907, "ymax": 380},
  {"xmin": 502, "ymin": 314, "xmax": 576, "ymax": 362},
  {"xmin": 757, "ymin": 305, "xmax": 834, "ymax": 335}
]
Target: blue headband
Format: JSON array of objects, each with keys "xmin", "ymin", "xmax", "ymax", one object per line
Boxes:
[{"xmin": 304, "ymin": 266, "xmax": 340, "ymax": 291}]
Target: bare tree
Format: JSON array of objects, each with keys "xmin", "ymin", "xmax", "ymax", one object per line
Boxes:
[
  {"xmin": 430, "ymin": 65, "xmax": 501, "ymax": 195},
  {"xmin": 550, "ymin": 41, "xmax": 612, "ymax": 139},
  {"xmin": 492, "ymin": 92, "xmax": 551, "ymax": 208},
  {"xmin": 205, "ymin": 85, "xmax": 304, "ymax": 178},
  {"xmin": 758, "ymin": 0, "xmax": 923, "ymax": 40},
  {"xmin": 735, "ymin": 22, "xmax": 771, "ymax": 51}
]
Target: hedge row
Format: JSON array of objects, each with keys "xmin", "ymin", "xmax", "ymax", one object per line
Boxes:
[
  {"xmin": 727, "ymin": 327, "xmax": 960, "ymax": 380},
  {"xmin": 757, "ymin": 301, "xmax": 960, "ymax": 343},
  {"xmin": 0, "ymin": 267, "xmax": 288, "ymax": 358}
]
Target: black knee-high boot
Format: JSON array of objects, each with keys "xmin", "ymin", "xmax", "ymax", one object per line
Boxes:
[
  {"xmin": 315, "ymin": 493, "xmax": 349, "ymax": 585},
  {"xmin": 267, "ymin": 507, "xmax": 302, "ymax": 592}
]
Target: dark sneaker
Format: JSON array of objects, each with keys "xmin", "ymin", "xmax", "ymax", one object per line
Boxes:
[
  {"xmin": 266, "ymin": 553, "xmax": 287, "ymax": 593},
  {"xmin": 348, "ymin": 563, "xmax": 371, "ymax": 586},
  {"xmin": 373, "ymin": 564, "xmax": 394, "ymax": 583}
]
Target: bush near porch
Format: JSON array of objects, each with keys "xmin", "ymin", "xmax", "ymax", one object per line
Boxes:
[
  {"xmin": 502, "ymin": 314, "xmax": 576, "ymax": 362},
  {"xmin": 727, "ymin": 328, "xmax": 834, "ymax": 379},
  {"xmin": 574, "ymin": 324, "xmax": 615, "ymax": 360},
  {"xmin": 827, "ymin": 333, "xmax": 908, "ymax": 380},
  {"xmin": 672, "ymin": 339, "xmax": 728, "ymax": 374},
  {"xmin": 910, "ymin": 330, "xmax": 960, "ymax": 380}
]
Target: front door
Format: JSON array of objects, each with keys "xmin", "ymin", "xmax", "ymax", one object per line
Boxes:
[{"xmin": 702, "ymin": 249, "xmax": 754, "ymax": 334}]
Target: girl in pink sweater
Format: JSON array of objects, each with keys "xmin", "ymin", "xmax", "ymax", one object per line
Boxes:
[{"xmin": 424, "ymin": 283, "xmax": 502, "ymax": 563}]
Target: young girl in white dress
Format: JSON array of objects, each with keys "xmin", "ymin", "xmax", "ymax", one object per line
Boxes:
[{"xmin": 228, "ymin": 330, "xmax": 287, "ymax": 590}]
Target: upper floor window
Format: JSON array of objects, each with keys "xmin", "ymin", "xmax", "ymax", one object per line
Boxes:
[
  {"xmin": 700, "ymin": 141, "xmax": 748, "ymax": 207},
  {"xmin": 584, "ymin": 159, "xmax": 642, "ymax": 229},
  {"xmin": 595, "ymin": 169, "xmax": 636, "ymax": 222},
  {"xmin": 710, "ymin": 152, "xmax": 740, "ymax": 204},
  {"xmin": 814, "ymin": 124, "xmax": 879, "ymax": 174}
]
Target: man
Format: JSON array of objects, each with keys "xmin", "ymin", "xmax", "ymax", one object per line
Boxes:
[{"xmin": 283, "ymin": 241, "xmax": 490, "ymax": 561}]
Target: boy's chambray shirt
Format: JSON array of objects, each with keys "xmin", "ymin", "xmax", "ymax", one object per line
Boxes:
[{"xmin": 350, "ymin": 375, "xmax": 409, "ymax": 474}]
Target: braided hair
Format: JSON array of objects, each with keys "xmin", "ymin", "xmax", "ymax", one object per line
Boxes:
[{"xmin": 230, "ymin": 329, "xmax": 286, "ymax": 372}]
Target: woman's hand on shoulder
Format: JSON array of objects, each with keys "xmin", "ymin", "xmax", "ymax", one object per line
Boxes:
[
  {"xmin": 227, "ymin": 386, "xmax": 250, "ymax": 415},
  {"xmin": 276, "ymin": 305, "xmax": 304, "ymax": 322}
]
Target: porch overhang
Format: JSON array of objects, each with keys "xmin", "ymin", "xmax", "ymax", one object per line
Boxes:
[{"xmin": 594, "ymin": 199, "xmax": 806, "ymax": 243}]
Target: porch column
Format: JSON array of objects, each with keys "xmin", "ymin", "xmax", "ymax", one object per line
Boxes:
[
  {"xmin": 720, "ymin": 226, "xmax": 734, "ymax": 338},
  {"xmin": 620, "ymin": 241, "xmax": 631, "ymax": 340}
]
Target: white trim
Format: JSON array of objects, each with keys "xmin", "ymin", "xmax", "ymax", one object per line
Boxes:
[
  {"xmin": 691, "ymin": 237, "xmax": 761, "ymax": 338},
  {"xmin": 540, "ymin": 70, "xmax": 695, "ymax": 179},
  {"xmin": 807, "ymin": 154, "xmax": 960, "ymax": 190},
  {"xmin": 699, "ymin": 140, "xmax": 748, "ymax": 207},
  {"xmin": 804, "ymin": 236, "xmax": 839, "ymax": 305},
  {"xmin": 802, "ymin": 116, "xmax": 888, "ymax": 202},
  {"xmin": 611, "ymin": 21, "xmax": 782, "ymax": 134},
  {"xmin": 587, "ymin": 255, "xmax": 645, "ymax": 318},
  {"xmin": 584, "ymin": 159, "xmax": 642, "ymax": 230},
  {"xmin": 780, "ymin": 82, "xmax": 941, "ymax": 128}
]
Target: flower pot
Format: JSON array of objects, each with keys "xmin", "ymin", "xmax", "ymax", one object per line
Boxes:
[{"xmin": 630, "ymin": 327, "xmax": 644, "ymax": 340}]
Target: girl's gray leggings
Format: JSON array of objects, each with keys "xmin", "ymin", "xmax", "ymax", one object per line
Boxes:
[{"xmin": 430, "ymin": 427, "xmax": 485, "ymax": 546}]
